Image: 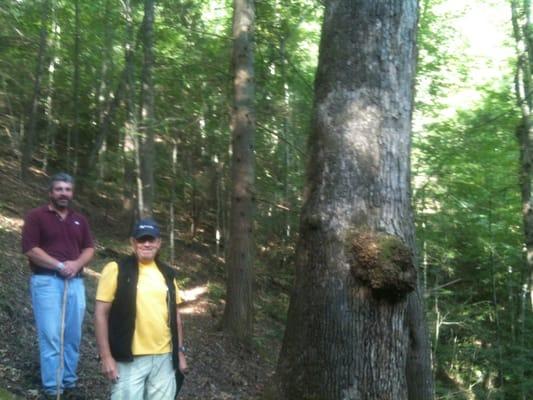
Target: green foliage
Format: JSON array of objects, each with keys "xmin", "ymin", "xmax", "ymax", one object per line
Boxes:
[
  {"xmin": 0, "ymin": 388, "xmax": 19, "ymax": 400},
  {"xmin": 413, "ymin": 0, "xmax": 533, "ymax": 397},
  {"xmin": 207, "ymin": 280, "xmax": 225, "ymax": 304},
  {"xmin": 415, "ymin": 87, "xmax": 530, "ymax": 398}
]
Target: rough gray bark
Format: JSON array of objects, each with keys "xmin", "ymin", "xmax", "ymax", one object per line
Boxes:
[
  {"xmin": 139, "ymin": 0, "xmax": 155, "ymax": 218},
  {"xmin": 222, "ymin": 0, "xmax": 256, "ymax": 342},
  {"xmin": 406, "ymin": 288, "xmax": 435, "ymax": 399},
  {"xmin": 273, "ymin": 1, "xmax": 432, "ymax": 399}
]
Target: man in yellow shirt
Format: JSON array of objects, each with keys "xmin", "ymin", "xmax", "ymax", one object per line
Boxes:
[{"xmin": 94, "ymin": 219, "xmax": 187, "ymax": 399}]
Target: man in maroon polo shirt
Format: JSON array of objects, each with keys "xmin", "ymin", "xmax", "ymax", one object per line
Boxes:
[{"xmin": 22, "ymin": 173, "xmax": 94, "ymax": 399}]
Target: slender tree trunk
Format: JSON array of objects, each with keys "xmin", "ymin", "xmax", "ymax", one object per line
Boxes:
[
  {"xmin": 139, "ymin": 0, "xmax": 155, "ymax": 218},
  {"xmin": 279, "ymin": 35, "xmax": 291, "ymax": 242},
  {"xmin": 90, "ymin": 66, "xmax": 125, "ymax": 171},
  {"xmin": 42, "ymin": 16, "xmax": 59, "ymax": 173},
  {"xmin": 222, "ymin": 0, "xmax": 256, "ymax": 342},
  {"xmin": 88, "ymin": 18, "xmax": 146, "ymax": 170},
  {"xmin": 71, "ymin": 0, "xmax": 80, "ymax": 174},
  {"xmin": 21, "ymin": 0, "xmax": 50, "ymax": 178},
  {"xmin": 95, "ymin": 0, "xmax": 114, "ymax": 182},
  {"xmin": 215, "ymin": 154, "xmax": 223, "ymax": 257},
  {"xmin": 273, "ymin": 1, "xmax": 432, "ymax": 399},
  {"xmin": 514, "ymin": 17, "xmax": 533, "ymax": 311},
  {"xmin": 122, "ymin": 0, "xmax": 139, "ymax": 227},
  {"xmin": 511, "ymin": 5, "xmax": 533, "ymax": 397},
  {"xmin": 406, "ymin": 288, "xmax": 435, "ymax": 399},
  {"xmin": 1, "ymin": 77, "xmax": 19, "ymax": 153},
  {"xmin": 170, "ymin": 137, "xmax": 178, "ymax": 265}
]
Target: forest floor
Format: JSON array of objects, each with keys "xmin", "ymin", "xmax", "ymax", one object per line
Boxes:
[{"xmin": 0, "ymin": 153, "xmax": 286, "ymax": 399}]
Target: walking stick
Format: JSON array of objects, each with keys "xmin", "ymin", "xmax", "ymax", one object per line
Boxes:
[{"xmin": 56, "ymin": 279, "xmax": 69, "ymax": 400}]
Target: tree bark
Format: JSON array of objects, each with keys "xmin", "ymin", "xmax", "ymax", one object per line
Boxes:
[
  {"xmin": 222, "ymin": 0, "xmax": 256, "ymax": 342},
  {"xmin": 42, "ymin": 15, "xmax": 59, "ymax": 173},
  {"xmin": 139, "ymin": 0, "xmax": 155, "ymax": 218},
  {"xmin": 93, "ymin": 0, "xmax": 114, "ymax": 182},
  {"xmin": 121, "ymin": 0, "xmax": 139, "ymax": 228},
  {"xmin": 21, "ymin": 0, "xmax": 50, "ymax": 178},
  {"xmin": 71, "ymin": 0, "xmax": 80, "ymax": 174},
  {"xmin": 273, "ymin": 1, "xmax": 432, "ymax": 399},
  {"xmin": 88, "ymin": 17, "xmax": 146, "ymax": 171},
  {"xmin": 512, "ymin": 0, "xmax": 533, "ymax": 310},
  {"xmin": 406, "ymin": 288, "xmax": 435, "ymax": 399},
  {"xmin": 511, "ymin": 3, "xmax": 533, "ymax": 398}
]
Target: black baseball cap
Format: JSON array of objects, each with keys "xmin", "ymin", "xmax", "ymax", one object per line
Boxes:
[{"xmin": 132, "ymin": 218, "xmax": 160, "ymax": 238}]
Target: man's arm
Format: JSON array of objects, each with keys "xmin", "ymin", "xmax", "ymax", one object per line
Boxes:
[
  {"xmin": 25, "ymin": 247, "xmax": 63, "ymax": 271},
  {"xmin": 94, "ymin": 300, "xmax": 119, "ymax": 381},
  {"xmin": 25, "ymin": 246, "xmax": 94, "ymax": 279},
  {"xmin": 176, "ymin": 307, "xmax": 188, "ymax": 374}
]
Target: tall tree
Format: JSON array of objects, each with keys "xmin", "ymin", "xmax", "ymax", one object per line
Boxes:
[
  {"xmin": 21, "ymin": 0, "xmax": 51, "ymax": 178},
  {"xmin": 222, "ymin": 0, "xmax": 256, "ymax": 342},
  {"xmin": 511, "ymin": 0, "xmax": 533, "ymax": 310},
  {"xmin": 94, "ymin": 0, "xmax": 115, "ymax": 182},
  {"xmin": 511, "ymin": 2, "xmax": 533, "ymax": 398},
  {"xmin": 273, "ymin": 1, "xmax": 432, "ymax": 398},
  {"xmin": 121, "ymin": 0, "xmax": 140, "ymax": 226},
  {"xmin": 140, "ymin": 0, "xmax": 156, "ymax": 218},
  {"xmin": 42, "ymin": 12, "xmax": 60, "ymax": 173},
  {"xmin": 70, "ymin": 0, "xmax": 81, "ymax": 174}
]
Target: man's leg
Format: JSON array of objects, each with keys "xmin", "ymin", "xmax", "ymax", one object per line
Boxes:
[
  {"xmin": 145, "ymin": 353, "xmax": 176, "ymax": 400},
  {"xmin": 62, "ymin": 277, "xmax": 86, "ymax": 389},
  {"xmin": 111, "ymin": 356, "xmax": 151, "ymax": 400},
  {"xmin": 30, "ymin": 275, "xmax": 63, "ymax": 395}
]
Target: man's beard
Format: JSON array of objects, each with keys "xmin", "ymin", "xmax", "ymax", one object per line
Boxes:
[{"xmin": 51, "ymin": 197, "xmax": 71, "ymax": 210}]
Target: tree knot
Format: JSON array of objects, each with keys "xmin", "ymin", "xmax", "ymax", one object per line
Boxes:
[{"xmin": 346, "ymin": 230, "xmax": 416, "ymax": 301}]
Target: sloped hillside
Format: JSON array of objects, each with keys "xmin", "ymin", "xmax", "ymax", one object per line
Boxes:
[{"xmin": 0, "ymin": 153, "xmax": 277, "ymax": 399}]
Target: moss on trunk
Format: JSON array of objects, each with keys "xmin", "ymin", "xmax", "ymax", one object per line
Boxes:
[{"xmin": 346, "ymin": 230, "xmax": 416, "ymax": 301}]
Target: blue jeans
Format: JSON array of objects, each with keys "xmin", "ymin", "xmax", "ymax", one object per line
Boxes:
[{"xmin": 30, "ymin": 275, "xmax": 86, "ymax": 395}]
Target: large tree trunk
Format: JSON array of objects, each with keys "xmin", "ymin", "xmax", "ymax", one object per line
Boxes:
[
  {"xmin": 139, "ymin": 0, "xmax": 155, "ymax": 218},
  {"xmin": 222, "ymin": 0, "xmax": 256, "ymax": 342},
  {"xmin": 273, "ymin": 1, "xmax": 432, "ymax": 399}
]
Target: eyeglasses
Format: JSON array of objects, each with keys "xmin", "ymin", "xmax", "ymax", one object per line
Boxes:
[{"xmin": 135, "ymin": 236, "xmax": 158, "ymax": 244}]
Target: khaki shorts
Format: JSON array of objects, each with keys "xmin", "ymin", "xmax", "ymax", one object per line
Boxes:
[{"xmin": 111, "ymin": 353, "xmax": 176, "ymax": 400}]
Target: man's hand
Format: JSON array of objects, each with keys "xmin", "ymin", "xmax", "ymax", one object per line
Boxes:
[
  {"xmin": 179, "ymin": 352, "xmax": 188, "ymax": 375},
  {"xmin": 100, "ymin": 355, "xmax": 119, "ymax": 382},
  {"xmin": 62, "ymin": 260, "xmax": 80, "ymax": 279}
]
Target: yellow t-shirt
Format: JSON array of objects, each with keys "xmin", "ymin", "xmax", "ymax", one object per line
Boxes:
[{"xmin": 96, "ymin": 260, "xmax": 182, "ymax": 356}]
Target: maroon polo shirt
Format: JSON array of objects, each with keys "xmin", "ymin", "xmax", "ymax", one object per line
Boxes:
[{"xmin": 22, "ymin": 205, "xmax": 94, "ymax": 272}]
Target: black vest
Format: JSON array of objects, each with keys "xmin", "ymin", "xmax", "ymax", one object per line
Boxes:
[{"xmin": 108, "ymin": 255, "xmax": 181, "ymax": 372}]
